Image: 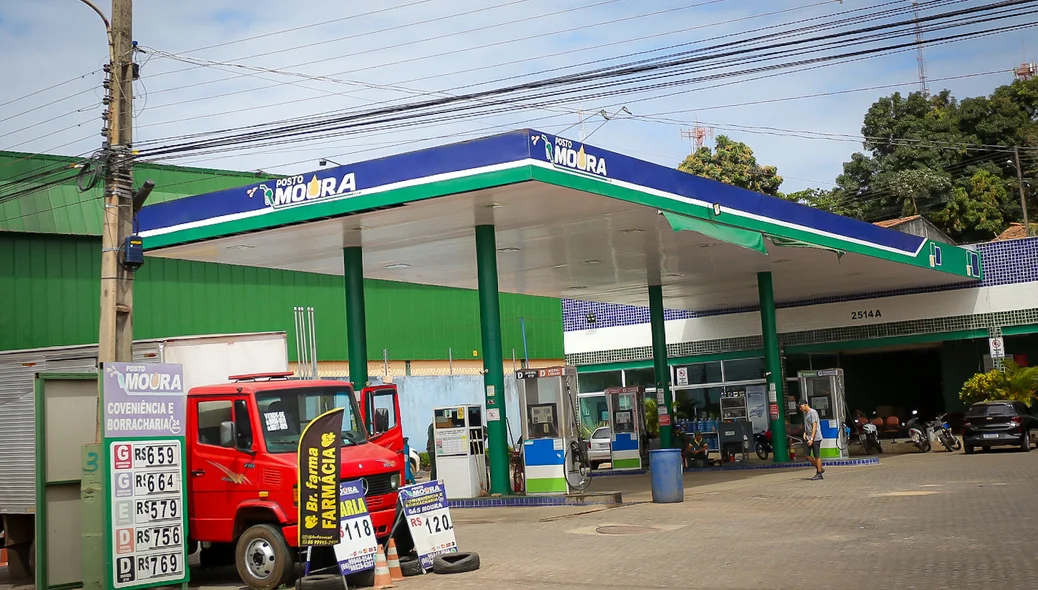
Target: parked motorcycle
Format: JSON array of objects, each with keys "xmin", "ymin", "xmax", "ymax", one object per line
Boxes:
[
  {"xmin": 754, "ymin": 429, "xmax": 773, "ymax": 460},
  {"xmin": 927, "ymin": 413, "xmax": 961, "ymax": 452},
  {"xmin": 754, "ymin": 429, "xmax": 801, "ymax": 460},
  {"xmin": 843, "ymin": 419, "xmax": 883, "ymax": 455},
  {"xmin": 905, "ymin": 410, "xmax": 932, "ymax": 453}
]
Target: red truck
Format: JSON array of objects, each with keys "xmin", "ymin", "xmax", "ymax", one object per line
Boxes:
[{"xmin": 185, "ymin": 372, "xmax": 409, "ymax": 589}]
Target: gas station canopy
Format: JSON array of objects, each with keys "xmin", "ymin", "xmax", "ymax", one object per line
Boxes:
[{"xmin": 139, "ymin": 128, "xmax": 981, "ymax": 311}]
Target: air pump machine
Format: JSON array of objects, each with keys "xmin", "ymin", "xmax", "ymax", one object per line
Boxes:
[
  {"xmin": 431, "ymin": 404, "xmax": 487, "ymax": 499},
  {"xmin": 796, "ymin": 369, "xmax": 848, "ymax": 459},
  {"xmin": 514, "ymin": 366, "xmax": 579, "ymax": 495},
  {"xmin": 603, "ymin": 386, "xmax": 647, "ymax": 470}
]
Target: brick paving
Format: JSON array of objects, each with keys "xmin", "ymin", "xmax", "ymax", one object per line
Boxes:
[{"xmin": 4, "ymin": 449, "xmax": 1036, "ymax": 590}]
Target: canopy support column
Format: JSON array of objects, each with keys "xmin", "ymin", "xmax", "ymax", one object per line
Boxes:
[
  {"xmin": 475, "ymin": 224, "xmax": 511, "ymax": 495},
  {"xmin": 648, "ymin": 284, "xmax": 674, "ymax": 449},
  {"xmin": 343, "ymin": 246, "xmax": 369, "ymax": 388},
  {"xmin": 758, "ymin": 271, "xmax": 790, "ymax": 462}
]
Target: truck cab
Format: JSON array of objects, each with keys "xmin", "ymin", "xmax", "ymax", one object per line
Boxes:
[
  {"xmin": 185, "ymin": 373, "xmax": 403, "ymax": 590},
  {"xmin": 359, "ymin": 383, "xmax": 418, "ymax": 480}
]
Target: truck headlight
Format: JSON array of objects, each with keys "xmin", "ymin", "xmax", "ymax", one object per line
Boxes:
[{"xmin": 390, "ymin": 473, "xmax": 400, "ymax": 490}]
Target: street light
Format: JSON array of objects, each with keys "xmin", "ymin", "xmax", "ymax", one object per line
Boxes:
[{"xmin": 319, "ymin": 158, "xmax": 343, "ymax": 167}]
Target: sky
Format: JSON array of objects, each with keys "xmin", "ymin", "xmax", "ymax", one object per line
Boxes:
[{"xmin": 1, "ymin": 0, "xmax": 1035, "ymax": 194}]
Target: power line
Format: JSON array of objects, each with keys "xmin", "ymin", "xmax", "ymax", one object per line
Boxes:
[
  {"xmin": 0, "ymin": 69, "xmax": 101, "ymax": 109},
  {"xmin": 133, "ymin": 1, "xmax": 826, "ymax": 133},
  {"xmin": 142, "ymin": 0, "xmax": 547, "ymax": 91},
  {"xmin": 131, "ymin": 9, "xmax": 1038, "ymax": 160}
]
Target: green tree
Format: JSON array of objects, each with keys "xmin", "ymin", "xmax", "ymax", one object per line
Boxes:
[
  {"xmin": 932, "ymin": 169, "xmax": 1011, "ymax": 241},
  {"xmin": 795, "ymin": 77, "xmax": 1038, "ymax": 241},
  {"xmin": 678, "ymin": 135, "xmax": 783, "ymax": 195}
]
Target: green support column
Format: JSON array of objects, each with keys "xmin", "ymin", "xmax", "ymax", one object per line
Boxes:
[
  {"xmin": 343, "ymin": 247, "xmax": 369, "ymax": 388},
  {"xmin": 758, "ymin": 272, "xmax": 789, "ymax": 462},
  {"xmin": 648, "ymin": 284, "xmax": 675, "ymax": 449},
  {"xmin": 474, "ymin": 225, "xmax": 511, "ymax": 495}
]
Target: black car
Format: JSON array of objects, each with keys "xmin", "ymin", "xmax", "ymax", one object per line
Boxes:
[{"xmin": 961, "ymin": 401, "xmax": 1038, "ymax": 454}]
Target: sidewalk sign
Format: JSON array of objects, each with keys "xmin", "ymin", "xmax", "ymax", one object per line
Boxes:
[
  {"xmin": 398, "ymin": 480, "xmax": 458, "ymax": 571},
  {"xmin": 332, "ymin": 479, "xmax": 378, "ymax": 575}
]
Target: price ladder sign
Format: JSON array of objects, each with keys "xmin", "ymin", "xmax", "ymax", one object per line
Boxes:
[{"xmin": 102, "ymin": 362, "xmax": 190, "ymax": 590}]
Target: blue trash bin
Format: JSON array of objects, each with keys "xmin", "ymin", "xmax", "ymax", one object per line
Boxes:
[{"xmin": 648, "ymin": 448, "xmax": 684, "ymax": 503}]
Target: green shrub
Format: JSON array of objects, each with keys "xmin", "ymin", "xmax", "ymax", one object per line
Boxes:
[{"xmin": 960, "ymin": 359, "xmax": 1038, "ymax": 406}]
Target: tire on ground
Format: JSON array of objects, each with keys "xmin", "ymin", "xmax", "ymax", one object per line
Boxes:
[
  {"xmin": 235, "ymin": 524, "xmax": 295, "ymax": 590},
  {"xmin": 296, "ymin": 574, "xmax": 346, "ymax": 590},
  {"xmin": 432, "ymin": 552, "xmax": 480, "ymax": 574},
  {"xmin": 399, "ymin": 555, "xmax": 424, "ymax": 577},
  {"xmin": 345, "ymin": 568, "xmax": 375, "ymax": 588}
]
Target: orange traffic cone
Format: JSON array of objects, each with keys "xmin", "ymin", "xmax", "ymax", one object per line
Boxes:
[
  {"xmin": 372, "ymin": 544, "xmax": 395, "ymax": 589},
  {"xmin": 386, "ymin": 538, "xmax": 405, "ymax": 582}
]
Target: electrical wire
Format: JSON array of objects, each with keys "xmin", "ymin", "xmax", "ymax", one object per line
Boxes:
[
  {"xmin": 127, "ymin": 0, "xmax": 1021, "ymax": 154},
  {"xmin": 133, "ymin": 1, "xmax": 838, "ymax": 133},
  {"xmin": 143, "ymin": 0, "xmax": 546, "ymax": 90},
  {"xmin": 132, "ymin": 15, "xmax": 1038, "ymax": 160},
  {"xmin": 0, "ymin": 69, "xmax": 102, "ymax": 109}
]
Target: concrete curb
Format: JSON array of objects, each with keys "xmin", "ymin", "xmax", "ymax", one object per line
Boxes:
[
  {"xmin": 588, "ymin": 457, "xmax": 881, "ymax": 477},
  {"xmin": 448, "ymin": 491, "xmax": 624, "ymax": 508}
]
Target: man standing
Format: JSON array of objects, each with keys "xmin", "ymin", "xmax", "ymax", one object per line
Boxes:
[
  {"xmin": 800, "ymin": 400, "xmax": 824, "ymax": 480},
  {"xmin": 426, "ymin": 421, "xmax": 437, "ymax": 481}
]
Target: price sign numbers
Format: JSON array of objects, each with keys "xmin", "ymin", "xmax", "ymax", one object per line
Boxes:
[
  {"xmin": 134, "ymin": 526, "xmax": 183, "ymax": 551},
  {"xmin": 340, "ymin": 518, "xmax": 374, "ymax": 541},
  {"xmin": 134, "ymin": 444, "xmax": 179, "ymax": 468},
  {"xmin": 135, "ymin": 551, "xmax": 183, "ymax": 581},
  {"xmin": 135, "ymin": 498, "xmax": 181, "ymax": 524},
  {"xmin": 133, "ymin": 471, "xmax": 180, "ymax": 496}
]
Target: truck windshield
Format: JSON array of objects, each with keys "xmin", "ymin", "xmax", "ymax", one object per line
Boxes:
[{"xmin": 255, "ymin": 387, "xmax": 367, "ymax": 453}]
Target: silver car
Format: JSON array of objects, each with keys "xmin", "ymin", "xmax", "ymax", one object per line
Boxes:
[{"xmin": 588, "ymin": 426, "xmax": 612, "ymax": 469}]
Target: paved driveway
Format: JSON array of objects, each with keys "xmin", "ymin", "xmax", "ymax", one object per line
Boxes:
[{"xmin": 4, "ymin": 450, "xmax": 1035, "ymax": 590}]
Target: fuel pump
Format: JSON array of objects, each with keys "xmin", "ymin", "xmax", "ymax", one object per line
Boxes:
[
  {"xmin": 797, "ymin": 369, "xmax": 848, "ymax": 459},
  {"xmin": 431, "ymin": 404, "xmax": 487, "ymax": 499},
  {"xmin": 603, "ymin": 386, "xmax": 646, "ymax": 470},
  {"xmin": 514, "ymin": 366, "xmax": 579, "ymax": 495}
]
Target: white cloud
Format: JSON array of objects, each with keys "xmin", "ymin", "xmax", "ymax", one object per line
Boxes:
[{"xmin": 1, "ymin": 0, "xmax": 1033, "ymax": 193}]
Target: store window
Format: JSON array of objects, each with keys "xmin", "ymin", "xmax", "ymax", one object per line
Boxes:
[
  {"xmin": 674, "ymin": 361, "xmax": 721, "ymax": 386},
  {"xmin": 578, "ymin": 395, "xmax": 609, "ymax": 431},
  {"xmin": 723, "ymin": 358, "xmax": 765, "ymax": 382},
  {"xmin": 624, "ymin": 368, "xmax": 657, "ymax": 388},
  {"xmin": 578, "ymin": 370, "xmax": 622, "ymax": 393}
]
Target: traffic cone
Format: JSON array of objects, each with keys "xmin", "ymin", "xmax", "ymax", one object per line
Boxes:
[
  {"xmin": 372, "ymin": 544, "xmax": 395, "ymax": 589},
  {"xmin": 386, "ymin": 539, "xmax": 405, "ymax": 582}
]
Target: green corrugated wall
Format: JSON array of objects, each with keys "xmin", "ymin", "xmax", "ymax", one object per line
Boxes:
[{"xmin": 0, "ymin": 233, "xmax": 564, "ymax": 361}]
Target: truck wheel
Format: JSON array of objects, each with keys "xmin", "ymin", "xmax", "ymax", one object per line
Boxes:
[{"xmin": 235, "ymin": 524, "xmax": 294, "ymax": 590}]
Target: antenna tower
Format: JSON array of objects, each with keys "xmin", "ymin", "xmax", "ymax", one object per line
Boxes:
[
  {"xmin": 680, "ymin": 124, "xmax": 713, "ymax": 153},
  {"xmin": 911, "ymin": 1, "xmax": 929, "ymax": 97}
]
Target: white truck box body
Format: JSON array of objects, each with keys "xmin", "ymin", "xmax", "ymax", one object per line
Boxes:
[{"xmin": 0, "ymin": 331, "xmax": 288, "ymax": 514}]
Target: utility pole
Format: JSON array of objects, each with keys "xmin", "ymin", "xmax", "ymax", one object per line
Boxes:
[
  {"xmin": 96, "ymin": 0, "xmax": 141, "ymax": 439},
  {"xmin": 1013, "ymin": 146, "xmax": 1031, "ymax": 237}
]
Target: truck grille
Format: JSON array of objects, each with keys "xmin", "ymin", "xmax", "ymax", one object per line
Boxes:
[{"xmin": 360, "ymin": 472, "xmax": 396, "ymax": 498}]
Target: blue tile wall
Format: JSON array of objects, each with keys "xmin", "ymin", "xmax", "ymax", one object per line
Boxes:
[{"xmin": 562, "ymin": 238, "xmax": 1038, "ymax": 332}]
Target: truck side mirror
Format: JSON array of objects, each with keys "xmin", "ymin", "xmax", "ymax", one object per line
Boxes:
[{"xmin": 220, "ymin": 421, "xmax": 236, "ymax": 448}]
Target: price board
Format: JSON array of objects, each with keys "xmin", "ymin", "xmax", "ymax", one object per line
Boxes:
[
  {"xmin": 398, "ymin": 481, "xmax": 458, "ymax": 571},
  {"xmin": 332, "ymin": 480, "xmax": 378, "ymax": 575},
  {"xmin": 109, "ymin": 439, "xmax": 188, "ymax": 588},
  {"xmin": 102, "ymin": 362, "xmax": 189, "ymax": 590}
]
